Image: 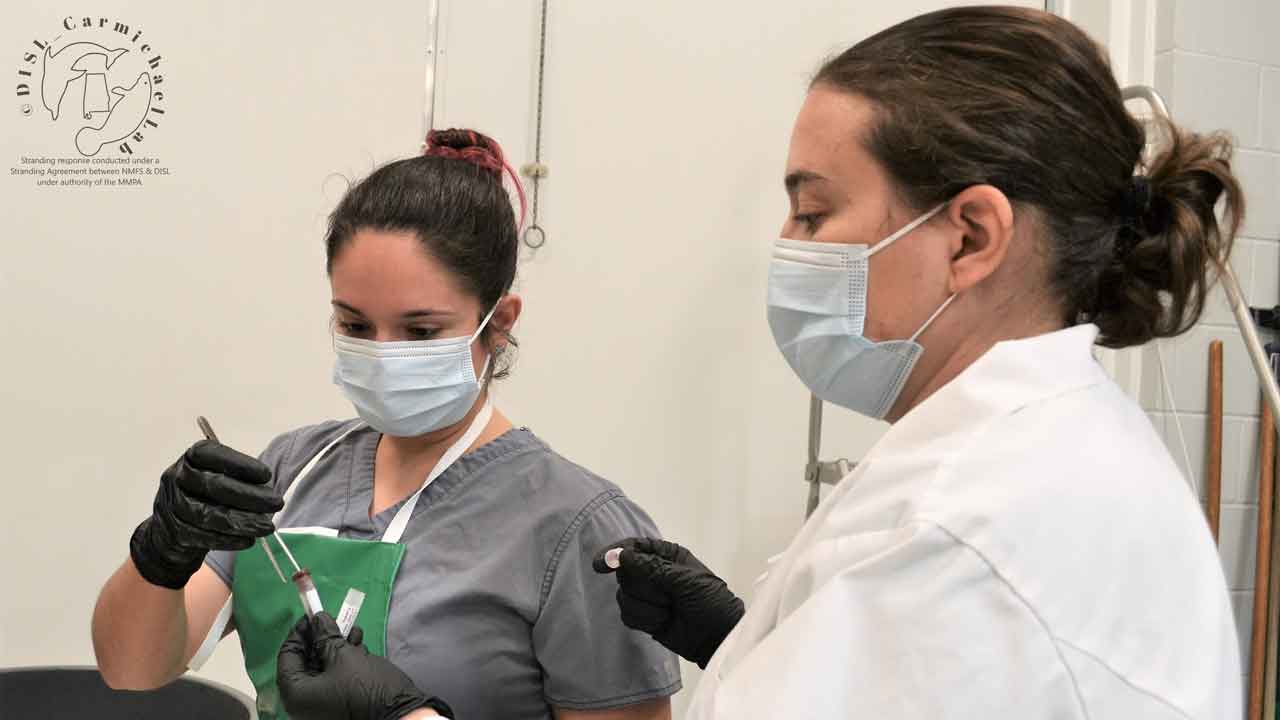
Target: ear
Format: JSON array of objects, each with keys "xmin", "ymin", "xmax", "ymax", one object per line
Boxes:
[
  {"xmin": 489, "ymin": 293, "xmax": 523, "ymax": 347},
  {"xmin": 942, "ymin": 184, "xmax": 1014, "ymax": 294}
]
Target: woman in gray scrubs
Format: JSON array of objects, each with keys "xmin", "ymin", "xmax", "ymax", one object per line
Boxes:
[{"xmin": 91, "ymin": 129, "xmax": 680, "ymax": 720}]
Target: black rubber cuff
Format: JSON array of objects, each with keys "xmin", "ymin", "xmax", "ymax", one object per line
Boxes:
[
  {"xmin": 694, "ymin": 598, "xmax": 747, "ymax": 669},
  {"xmin": 128, "ymin": 519, "xmax": 203, "ymax": 590},
  {"xmin": 422, "ymin": 696, "xmax": 456, "ymax": 719}
]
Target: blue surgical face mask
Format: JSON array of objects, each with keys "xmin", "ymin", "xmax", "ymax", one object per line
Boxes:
[
  {"xmin": 332, "ymin": 305, "xmax": 497, "ymax": 437},
  {"xmin": 767, "ymin": 204, "xmax": 954, "ymax": 420}
]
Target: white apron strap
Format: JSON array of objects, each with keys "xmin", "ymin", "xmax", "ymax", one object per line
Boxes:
[
  {"xmin": 190, "ymin": 405, "xmax": 490, "ymax": 671},
  {"xmin": 381, "ymin": 399, "xmax": 492, "ymax": 544},
  {"xmin": 192, "ymin": 421, "xmax": 362, "ymax": 671},
  {"xmin": 274, "ymin": 421, "xmax": 365, "ymax": 522},
  {"xmin": 188, "ymin": 596, "xmax": 233, "ymax": 671}
]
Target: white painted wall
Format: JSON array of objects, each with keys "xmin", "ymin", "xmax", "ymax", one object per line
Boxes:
[
  {"xmin": 1, "ymin": 0, "xmax": 432, "ymax": 697},
  {"xmin": 1, "ymin": 0, "xmax": 1038, "ymax": 713}
]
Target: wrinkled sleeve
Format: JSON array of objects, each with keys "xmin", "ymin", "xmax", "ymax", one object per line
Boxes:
[
  {"xmin": 703, "ymin": 522, "xmax": 1083, "ymax": 718},
  {"xmin": 532, "ymin": 492, "xmax": 682, "ymax": 710}
]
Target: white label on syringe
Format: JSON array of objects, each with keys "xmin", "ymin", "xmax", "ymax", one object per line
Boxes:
[{"xmin": 337, "ymin": 589, "xmax": 366, "ymax": 638}]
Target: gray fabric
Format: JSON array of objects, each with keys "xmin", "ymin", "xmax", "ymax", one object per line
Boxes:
[{"xmin": 206, "ymin": 422, "xmax": 680, "ymax": 719}]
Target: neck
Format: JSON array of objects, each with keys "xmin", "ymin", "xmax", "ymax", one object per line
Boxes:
[
  {"xmin": 885, "ymin": 296, "xmax": 1063, "ymax": 423},
  {"xmin": 371, "ymin": 391, "xmax": 514, "ymax": 514}
]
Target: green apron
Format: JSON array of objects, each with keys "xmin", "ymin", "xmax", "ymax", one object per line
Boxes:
[
  {"xmin": 233, "ymin": 531, "xmax": 405, "ymax": 719},
  {"xmin": 231, "ymin": 403, "xmax": 493, "ymax": 720}
]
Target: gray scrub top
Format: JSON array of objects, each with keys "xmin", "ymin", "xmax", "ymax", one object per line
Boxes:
[{"xmin": 206, "ymin": 421, "xmax": 681, "ymax": 719}]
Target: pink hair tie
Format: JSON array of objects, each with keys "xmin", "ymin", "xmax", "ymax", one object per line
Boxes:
[{"xmin": 422, "ymin": 130, "xmax": 527, "ymax": 229}]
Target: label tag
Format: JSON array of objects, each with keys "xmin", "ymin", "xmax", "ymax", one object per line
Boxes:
[
  {"xmin": 336, "ymin": 588, "xmax": 367, "ymax": 638},
  {"xmin": 302, "ymin": 586, "xmax": 324, "ymax": 617}
]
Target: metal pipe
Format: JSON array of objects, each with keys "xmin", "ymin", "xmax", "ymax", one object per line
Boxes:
[
  {"xmin": 805, "ymin": 395, "xmax": 823, "ymax": 518},
  {"xmin": 1121, "ymin": 85, "xmax": 1170, "ymax": 118},
  {"xmin": 806, "ymin": 394, "xmax": 822, "ymax": 465},
  {"xmin": 423, "ymin": 0, "xmax": 443, "ymax": 136},
  {"xmin": 1223, "ymin": 264, "xmax": 1280, "ymax": 430}
]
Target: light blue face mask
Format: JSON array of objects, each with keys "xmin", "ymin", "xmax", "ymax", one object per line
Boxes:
[
  {"xmin": 332, "ymin": 305, "xmax": 497, "ymax": 437},
  {"xmin": 767, "ymin": 204, "xmax": 954, "ymax": 420}
]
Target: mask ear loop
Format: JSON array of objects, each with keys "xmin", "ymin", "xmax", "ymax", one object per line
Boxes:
[
  {"xmin": 909, "ymin": 293, "xmax": 957, "ymax": 343},
  {"xmin": 470, "ymin": 300, "xmax": 505, "ymax": 387},
  {"xmin": 469, "ymin": 302, "xmax": 502, "ymax": 343},
  {"xmin": 861, "ymin": 201, "xmax": 955, "ymax": 343},
  {"xmin": 863, "ymin": 202, "xmax": 949, "ymax": 259}
]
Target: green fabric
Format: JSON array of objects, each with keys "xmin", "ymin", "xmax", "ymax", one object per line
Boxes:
[{"xmin": 232, "ymin": 532, "xmax": 405, "ymax": 720}]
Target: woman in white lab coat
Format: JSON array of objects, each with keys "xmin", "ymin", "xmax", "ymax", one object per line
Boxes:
[{"xmin": 274, "ymin": 7, "xmax": 1247, "ymax": 719}]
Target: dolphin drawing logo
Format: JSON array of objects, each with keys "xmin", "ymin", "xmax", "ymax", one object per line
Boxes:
[
  {"xmin": 41, "ymin": 42, "xmax": 128, "ymax": 121},
  {"xmin": 75, "ymin": 73, "xmax": 152, "ymax": 157}
]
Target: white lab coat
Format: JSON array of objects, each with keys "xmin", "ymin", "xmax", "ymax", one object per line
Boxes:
[{"xmin": 687, "ymin": 325, "xmax": 1240, "ymax": 719}]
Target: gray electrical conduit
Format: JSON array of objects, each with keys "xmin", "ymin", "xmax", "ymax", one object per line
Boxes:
[{"xmin": 801, "ymin": 85, "xmax": 1280, "ymax": 520}]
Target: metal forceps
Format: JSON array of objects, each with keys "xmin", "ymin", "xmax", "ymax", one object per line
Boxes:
[{"xmin": 197, "ymin": 416, "xmax": 325, "ymax": 619}]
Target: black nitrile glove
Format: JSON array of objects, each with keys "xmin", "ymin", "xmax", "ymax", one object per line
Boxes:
[
  {"xmin": 277, "ymin": 613, "xmax": 453, "ymax": 720},
  {"xmin": 593, "ymin": 537, "xmax": 745, "ymax": 669},
  {"xmin": 129, "ymin": 440, "xmax": 283, "ymax": 589}
]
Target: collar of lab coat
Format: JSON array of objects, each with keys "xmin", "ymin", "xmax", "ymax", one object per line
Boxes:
[{"xmin": 867, "ymin": 323, "xmax": 1108, "ymax": 461}]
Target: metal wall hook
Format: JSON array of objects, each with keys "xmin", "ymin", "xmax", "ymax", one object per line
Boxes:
[{"xmin": 522, "ymin": 225, "xmax": 547, "ymax": 250}]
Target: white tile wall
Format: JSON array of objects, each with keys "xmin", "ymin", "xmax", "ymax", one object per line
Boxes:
[
  {"xmin": 1151, "ymin": 413, "xmax": 1256, "ymax": 506},
  {"xmin": 1170, "ymin": 325, "xmax": 1259, "ymax": 416},
  {"xmin": 1262, "ymin": 69, "xmax": 1280, "ymax": 152},
  {"xmin": 1155, "ymin": 1, "xmax": 1175, "ymax": 54},
  {"xmin": 1231, "ymin": 417, "xmax": 1264, "ymax": 504},
  {"xmin": 1220, "ymin": 505, "xmax": 1259, "ymax": 589},
  {"xmin": 1263, "ymin": 2, "xmax": 1280, "ymax": 69},
  {"xmin": 1234, "ymin": 589, "xmax": 1255, "ymax": 672},
  {"xmin": 1154, "ymin": 51, "xmax": 1174, "ymax": 107},
  {"xmin": 1147, "ymin": 5, "xmax": 1280, "ymax": 698},
  {"xmin": 1170, "ymin": 0, "xmax": 1269, "ymax": 65},
  {"xmin": 1237, "ymin": 151, "xmax": 1280, "ymax": 240},
  {"xmin": 1252, "ymin": 241, "xmax": 1280, "ymax": 308},
  {"xmin": 1161, "ymin": 52, "xmax": 1261, "ymax": 147}
]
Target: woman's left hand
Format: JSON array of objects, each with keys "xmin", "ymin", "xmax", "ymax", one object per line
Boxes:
[{"xmin": 277, "ymin": 612, "xmax": 453, "ymax": 720}]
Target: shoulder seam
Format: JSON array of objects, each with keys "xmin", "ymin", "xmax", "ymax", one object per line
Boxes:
[
  {"xmin": 922, "ymin": 520, "xmax": 1094, "ymax": 720},
  {"xmin": 536, "ymin": 489, "xmax": 624, "ymax": 618},
  {"xmin": 276, "ymin": 426, "xmax": 302, "ymax": 490},
  {"xmin": 1054, "ymin": 637, "xmax": 1195, "ymax": 720},
  {"xmin": 424, "ymin": 442, "xmax": 546, "ymax": 510}
]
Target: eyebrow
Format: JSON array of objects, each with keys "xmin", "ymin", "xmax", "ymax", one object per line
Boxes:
[
  {"xmin": 331, "ymin": 300, "xmax": 451, "ymax": 319},
  {"xmin": 784, "ymin": 170, "xmax": 828, "ymax": 193}
]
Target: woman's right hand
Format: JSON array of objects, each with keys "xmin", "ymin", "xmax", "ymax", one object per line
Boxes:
[
  {"xmin": 128, "ymin": 440, "xmax": 283, "ymax": 589},
  {"xmin": 593, "ymin": 538, "xmax": 745, "ymax": 669}
]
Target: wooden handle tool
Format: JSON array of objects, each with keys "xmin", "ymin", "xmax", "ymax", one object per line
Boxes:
[
  {"xmin": 1249, "ymin": 397, "xmax": 1275, "ymax": 720},
  {"xmin": 1207, "ymin": 341, "xmax": 1224, "ymax": 541}
]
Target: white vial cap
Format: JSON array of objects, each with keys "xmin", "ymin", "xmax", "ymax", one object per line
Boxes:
[{"xmin": 605, "ymin": 547, "xmax": 624, "ymax": 570}]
